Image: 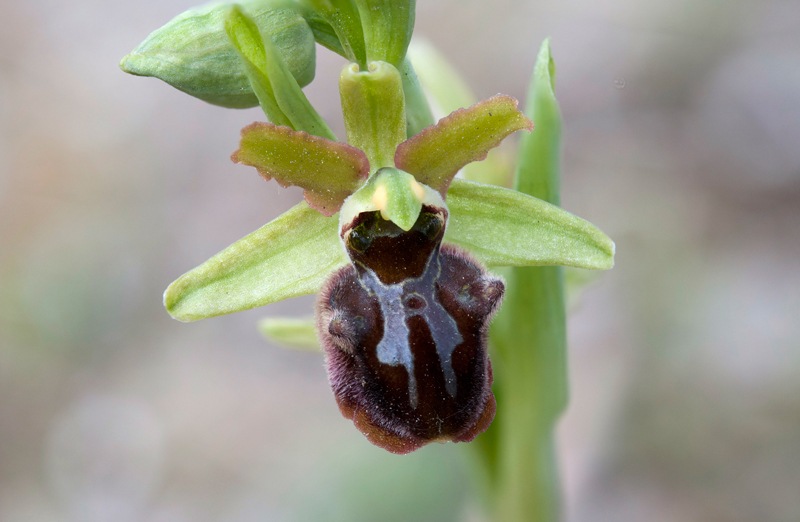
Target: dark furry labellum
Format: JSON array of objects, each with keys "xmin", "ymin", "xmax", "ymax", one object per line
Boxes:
[{"xmin": 317, "ymin": 205, "xmax": 504, "ymax": 454}]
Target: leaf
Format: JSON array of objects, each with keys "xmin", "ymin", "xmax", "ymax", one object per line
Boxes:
[
  {"xmin": 225, "ymin": 5, "xmax": 334, "ymax": 138},
  {"xmin": 444, "ymin": 179, "xmax": 615, "ymax": 270},
  {"xmin": 395, "ymin": 95, "xmax": 533, "ymax": 196},
  {"xmin": 232, "ymin": 122, "xmax": 369, "ymax": 216},
  {"xmin": 259, "ymin": 317, "xmax": 321, "ymax": 350},
  {"xmin": 164, "ymin": 202, "xmax": 347, "ymax": 322},
  {"xmin": 515, "ymin": 37, "xmax": 562, "ymax": 204},
  {"xmin": 120, "ymin": 0, "xmax": 316, "ymax": 109}
]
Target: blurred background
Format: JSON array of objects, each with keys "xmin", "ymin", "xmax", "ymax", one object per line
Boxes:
[{"xmin": 1, "ymin": 0, "xmax": 799, "ymax": 520}]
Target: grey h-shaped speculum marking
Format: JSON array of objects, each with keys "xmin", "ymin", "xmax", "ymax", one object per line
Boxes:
[{"xmin": 357, "ymin": 246, "xmax": 462, "ymax": 408}]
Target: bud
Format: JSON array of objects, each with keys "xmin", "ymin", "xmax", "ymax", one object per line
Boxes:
[{"xmin": 120, "ymin": 0, "xmax": 316, "ymax": 108}]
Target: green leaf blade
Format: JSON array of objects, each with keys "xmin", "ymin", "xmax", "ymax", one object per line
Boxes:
[
  {"xmin": 444, "ymin": 179, "xmax": 615, "ymax": 270},
  {"xmin": 516, "ymin": 37, "xmax": 562, "ymax": 204},
  {"xmin": 399, "ymin": 58, "xmax": 435, "ymax": 138},
  {"xmin": 164, "ymin": 203, "xmax": 347, "ymax": 322}
]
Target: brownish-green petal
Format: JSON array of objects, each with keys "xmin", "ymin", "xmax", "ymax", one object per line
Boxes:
[
  {"xmin": 394, "ymin": 95, "xmax": 533, "ymax": 196},
  {"xmin": 232, "ymin": 122, "xmax": 369, "ymax": 216},
  {"xmin": 164, "ymin": 202, "xmax": 347, "ymax": 322}
]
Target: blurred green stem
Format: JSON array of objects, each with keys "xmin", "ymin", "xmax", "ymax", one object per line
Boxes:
[{"xmin": 484, "ymin": 39, "xmax": 566, "ymax": 522}]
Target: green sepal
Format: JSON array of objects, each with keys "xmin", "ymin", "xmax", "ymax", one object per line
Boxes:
[
  {"xmin": 225, "ymin": 6, "xmax": 335, "ymax": 138},
  {"xmin": 339, "ymin": 61, "xmax": 407, "ymax": 169},
  {"xmin": 297, "ymin": 0, "xmax": 366, "ymax": 66},
  {"xmin": 259, "ymin": 317, "xmax": 321, "ymax": 350},
  {"xmin": 444, "ymin": 179, "xmax": 615, "ymax": 270},
  {"xmin": 120, "ymin": 0, "xmax": 316, "ymax": 109},
  {"xmin": 232, "ymin": 122, "xmax": 369, "ymax": 216},
  {"xmin": 353, "ymin": 0, "xmax": 415, "ymax": 67},
  {"xmin": 164, "ymin": 203, "xmax": 347, "ymax": 322},
  {"xmin": 395, "ymin": 95, "xmax": 533, "ymax": 196},
  {"xmin": 339, "ymin": 168, "xmax": 444, "ymax": 232}
]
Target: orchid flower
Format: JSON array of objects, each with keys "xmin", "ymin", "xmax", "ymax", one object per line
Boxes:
[{"xmin": 122, "ymin": 1, "xmax": 614, "ymax": 515}]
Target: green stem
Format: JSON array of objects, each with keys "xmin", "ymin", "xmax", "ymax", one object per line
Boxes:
[
  {"xmin": 491, "ymin": 266, "xmax": 565, "ymax": 521},
  {"xmin": 485, "ymin": 39, "xmax": 566, "ymax": 522}
]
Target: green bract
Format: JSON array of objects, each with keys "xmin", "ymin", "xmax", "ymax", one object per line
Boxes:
[
  {"xmin": 120, "ymin": 0, "xmax": 316, "ymax": 108},
  {"xmin": 225, "ymin": 5, "xmax": 335, "ymax": 137}
]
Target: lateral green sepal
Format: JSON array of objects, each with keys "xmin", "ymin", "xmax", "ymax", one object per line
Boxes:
[
  {"xmin": 444, "ymin": 179, "xmax": 615, "ymax": 270},
  {"xmin": 164, "ymin": 203, "xmax": 347, "ymax": 322}
]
